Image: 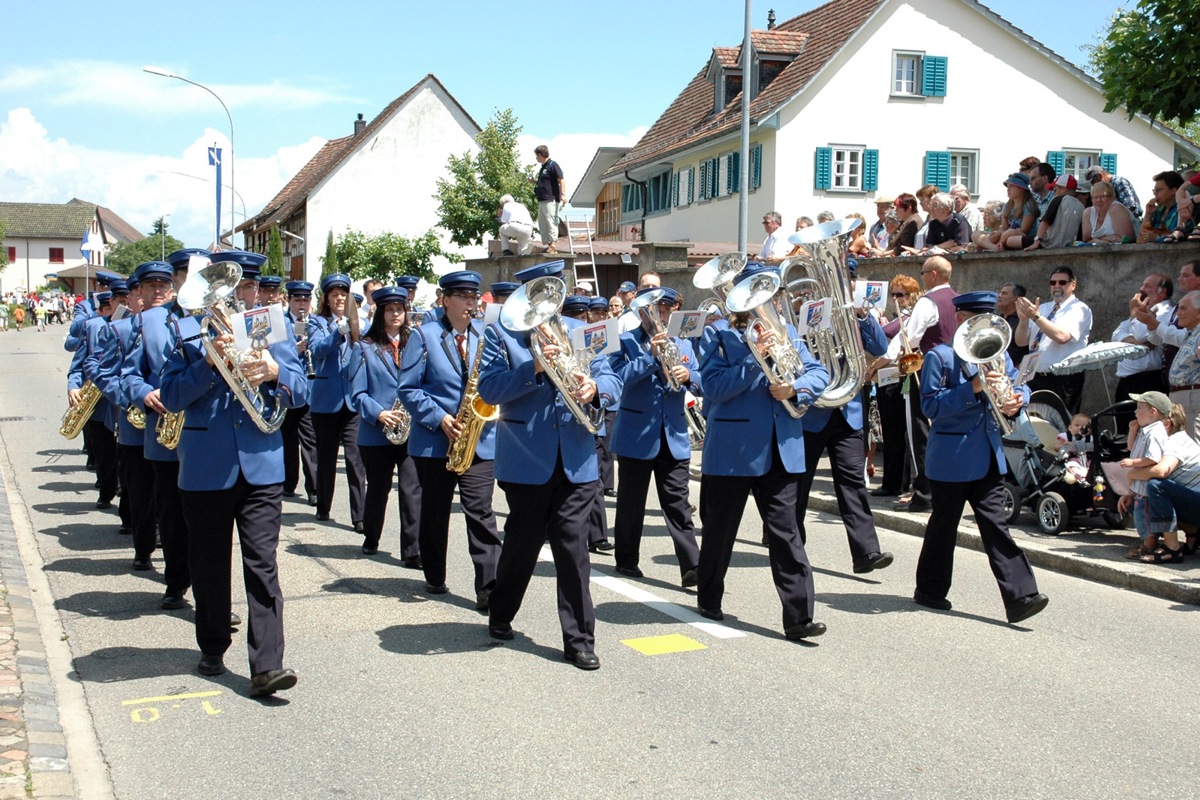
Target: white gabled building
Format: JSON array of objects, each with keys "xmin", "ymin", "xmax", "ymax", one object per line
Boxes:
[
  {"xmin": 599, "ymin": 0, "xmax": 1200, "ymax": 244},
  {"xmin": 239, "ymin": 74, "xmax": 483, "ymax": 284}
]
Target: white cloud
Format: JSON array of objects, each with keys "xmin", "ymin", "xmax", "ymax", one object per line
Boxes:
[
  {"xmin": 518, "ymin": 126, "xmax": 648, "ymax": 202},
  {"xmin": 0, "ymin": 60, "xmax": 353, "ymax": 114},
  {"xmin": 0, "ymin": 108, "xmax": 324, "ymax": 248}
]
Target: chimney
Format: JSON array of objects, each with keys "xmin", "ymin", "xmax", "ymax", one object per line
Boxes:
[
  {"xmin": 354, "ymin": 113, "xmax": 365, "ymax": 136},
  {"xmin": 767, "ymin": 9, "xmax": 776, "ymax": 29}
]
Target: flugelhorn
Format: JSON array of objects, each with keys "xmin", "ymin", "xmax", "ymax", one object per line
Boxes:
[
  {"xmin": 725, "ymin": 267, "xmax": 810, "ymax": 419},
  {"xmin": 953, "ymin": 312, "xmax": 1016, "ymax": 436},
  {"xmin": 500, "ymin": 276, "xmax": 604, "ymax": 433}
]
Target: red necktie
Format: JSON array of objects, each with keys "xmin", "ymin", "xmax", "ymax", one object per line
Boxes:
[
  {"xmin": 390, "ymin": 340, "xmax": 399, "ymax": 367},
  {"xmin": 455, "ymin": 333, "xmax": 467, "ymax": 364}
]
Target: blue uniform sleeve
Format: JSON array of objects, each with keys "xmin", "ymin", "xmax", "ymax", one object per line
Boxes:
[
  {"xmin": 122, "ymin": 331, "xmax": 152, "ymax": 409},
  {"xmin": 610, "ymin": 333, "xmax": 657, "ymax": 394},
  {"xmin": 859, "ymin": 314, "xmax": 888, "ymax": 358},
  {"xmin": 160, "ymin": 344, "xmax": 220, "ymax": 414},
  {"xmin": 267, "ymin": 338, "xmax": 308, "ymax": 409},
  {"xmin": 397, "ymin": 330, "xmax": 452, "ymax": 432},
  {"xmin": 698, "ymin": 325, "xmax": 764, "ymax": 404},
  {"xmin": 95, "ymin": 325, "xmax": 125, "ymax": 407},
  {"xmin": 920, "ymin": 348, "xmax": 980, "ymax": 419},
  {"xmin": 788, "ymin": 330, "xmax": 830, "ymax": 407},
  {"xmin": 477, "ymin": 326, "xmax": 541, "ymax": 406},
  {"xmin": 307, "ymin": 315, "xmax": 345, "ymax": 360},
  {"xmin": 590, "ymin": 346, "xmax": 622, "ymax": 411}
]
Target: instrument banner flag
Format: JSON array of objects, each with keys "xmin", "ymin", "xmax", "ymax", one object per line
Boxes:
[
  {"xmin": 853, "ymin": 280, "xmax": 886, "ymax": 310},
  {"xmin": 798, "ymin": 298, "xmax": 833, "ymax": 335},
  {"xmin": 571, "ymin": 318, "xmax": 619, "ymax": 357},
  {"xmin": 232, "ymin": 305, "xmax": 288, "ymax": 352},
  {"xmin": 667, "ymin": 310, "xmax": 703, "ymax": 338}
]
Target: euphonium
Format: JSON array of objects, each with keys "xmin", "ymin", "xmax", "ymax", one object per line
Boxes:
[
  {"xmin": 628, "ymin": 287, "xmax": 684, "ymax": 391},
  {"xmin": 782, "ymin": 218, "xmax": 868, "ymax": 409},
  {"xmin": 59, "ymin": 381, "xmax": 101, "ymax": 439},
  {"xmin": 500, "ymin": 276, "xmax": 605, "ymax": 433},
  {"xmin": 126, "ymin": 405, "xmax": 146, "ymax": 430},
  {"xmin": 953, "ymin": 312, "xmax": 1016, "ymax": 436},
  {"xmin": 156, "ymin": 410, "xmax": 185, "ymax": 450},
  {"xmin": 383, "ymin": 398, "xmax": 412, "ymax": 446},
  {"xmin": 446, "ymin": 331, "xmax": 498, "ymax": 474},
  {"xmin": 725, "ymin": 268, "xmax": 809, "ymax": 419},
  {"xmin": 692, "ymin": 252, "xmax": 746, "ymax": 316},
  {"xmin": 176, "ymin": 260, "xmax": 287, "ymax": 434},
  {"xmin": 684, "ymin": 390, "xmax": 706, "ymax": 451}
]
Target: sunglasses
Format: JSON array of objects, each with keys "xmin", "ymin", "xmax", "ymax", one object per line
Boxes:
[
  {"xmin": 1049, "ymin": 279, "xmax": 1071, "ymax": 286},
  {"xmin": 891, "ymin": 292, "xmax": 907, "ymax": 297}
]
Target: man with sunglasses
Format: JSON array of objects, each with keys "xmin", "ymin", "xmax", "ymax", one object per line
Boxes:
[{"xmin": 1013, "ymin": 266, "xmax": 1093, "ymax": 414}]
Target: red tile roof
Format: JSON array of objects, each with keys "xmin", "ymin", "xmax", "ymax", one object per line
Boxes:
[{"xmin": 604, "ymin": 0, "xmax": 883, "ymax": 178}]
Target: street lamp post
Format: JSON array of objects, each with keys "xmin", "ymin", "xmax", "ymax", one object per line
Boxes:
[{"xmin": 143, "ymin": 66, "xmax": 236, "ymax": 249}]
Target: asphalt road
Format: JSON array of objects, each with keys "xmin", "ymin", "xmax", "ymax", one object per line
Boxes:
[{"xmin": 0, "ymin": 327, "xmax": 1197, "ymax": 799}]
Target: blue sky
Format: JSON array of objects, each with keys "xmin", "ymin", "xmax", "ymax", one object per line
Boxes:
[{"xmin": 0, "ymin": 0, "xmax": 1124, "ymax": 249}]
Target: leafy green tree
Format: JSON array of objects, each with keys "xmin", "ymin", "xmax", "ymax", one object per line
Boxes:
[
  {"xmin": 320, "ymin": 230, "xmax": 339, "ymax": 278},
  {"xmin": 1095, "ymin": 1, "xmax": 1200, "ymax": 126},
  {"xmin": 435, "ymin": 108, "xmax": 536, "ymax": 247},
  {"xmin": 334, "ymin": 229, "xmax": 462, "ymax": 286},
  {"xmin": 107, "ymin": 217, "xmax": 183, "ymax": 275},
  {"xmin": 265, "ymin": 227, "xmax": 285, "ymax": 277},
  {"xmin": 0, "ymin": 220, "xmax": 7, "ymax": 274}
]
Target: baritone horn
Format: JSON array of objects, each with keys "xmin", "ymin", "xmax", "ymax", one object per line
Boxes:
[
  {"xmin": 628, "ymin": 287, "xmax": 684, "ymax": 391},
  {"xmin": 692, "ymin": 252, "xmax": 746, "ymax": 316},
  {"xmin": 725, "ymin": 267, "xmax": 810, "ymax": 419},
  {"xmin": 500, "ymin": 276, "xmax": 604, "ymax": 433},
  {"xmin": 953, "ymin": 312, "xmax": 1016, "ymax": 436}
]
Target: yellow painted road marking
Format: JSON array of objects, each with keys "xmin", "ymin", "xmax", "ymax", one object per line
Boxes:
[
  {"xmin": 122, "ymin": 690, "xmax": 221, "ymax": 706},
  {"xmin": 622, "ymin": 633, "xmax": 707, "ymax": 656}
]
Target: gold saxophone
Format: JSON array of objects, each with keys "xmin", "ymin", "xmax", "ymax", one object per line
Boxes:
[
  {"xmin": 60, "ymin": 381, "xmax": 102, "ymax": 439},
  {"xmin": 156, "ymin": 410, "xmax": 185, "ymax": 450},
  {"xmin": 127, "ymin": 406, "xmax": 146, "ymax": 429},
  {"xmin": 446, "ymin": 331, "xmax": 498, "ymax": 474}
]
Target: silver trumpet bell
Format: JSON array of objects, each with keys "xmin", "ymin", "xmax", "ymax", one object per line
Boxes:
[
  {"xmin": 781, "ymin": 218, "xmax": 868, "ymax": 410},
  {"xmin": 500, "ymin": 275, "xmax": 605, "ymax": 434},
  {"xmin": 952, "ymin": 312, "xmax": 1015, "ymax": 436},
  {"xmin": 176, "ymin": 259, "xmax": 287, "ymax": 435},
  {"xmin": 725, "ymin": 268, "xmax": 809, "ymax": 419},
  {"xmin": 692, "ymin": 252, "xmax": 747, "ymax": 316},
  {"xmin": 628, "ymin": 287, "xmax": 684, "ymax": 391}
]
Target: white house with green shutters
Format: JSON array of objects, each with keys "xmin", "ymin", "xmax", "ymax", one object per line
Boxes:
[{"xmin": 598, "ymin": 0, "xmax": 1199, "ymax": 244}]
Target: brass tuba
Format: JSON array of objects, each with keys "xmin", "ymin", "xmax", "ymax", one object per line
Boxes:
[
  {"xmin": 725, "ymin": 267, "xmax": 810, "ymax": 419},
  {"xmin": 500, "ymin": 276, "xmax": 605, "ymax": 433},
  {"xmin": 176, "ymin": 260, "xmax": 287, "ymax": 434},
  {"xmin": 953, "ymin": 312, "xmax": 1016, "ymax": 436},
  {"xmin": 59, "ymin": 381, "xmax": 102, "ymax": 439},
  {"xmin": 781, "ymin": 218, "xmax": 868, "ymax": 409},
  {"xmin": 446, "ymin": 329, "xmax": 498, "ymax": 473},
  {"xmin": 628, "ymin": 287, "xmax": 684, "ymax": 392},
  {"xmin": 692, "ymin": 252, "xmax": 746, "ymax": 316}
]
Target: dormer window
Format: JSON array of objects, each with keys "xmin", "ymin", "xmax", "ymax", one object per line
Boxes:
[
  {"xmin": 716, "ymin": 69, "xmax": 743, "ymax": 113},
  {"xmin": 758, "ymin": 59, "xmax": 787, "ymax": 92}
]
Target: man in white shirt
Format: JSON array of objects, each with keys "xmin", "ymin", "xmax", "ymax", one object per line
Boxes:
[
  {"xmin": 1014, "ymin": 266, "xmax": 1094, "ymax": 414},
  {"xmin": 1111, "ymin": 272, "xmax": 1173, "ymax": 433},
  {"xmin": 497, "ymin": 194, "xmax": 535, "ymax": 256},
  {"xmin": 950, "ymin": 184, "xmax": 984, "ymax": 236},
  {"xmin": 756, "ymin": 211, "xmax": 791, "ymax": 263}
]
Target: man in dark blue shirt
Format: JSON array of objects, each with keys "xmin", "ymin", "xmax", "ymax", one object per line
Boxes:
[{"xmin": 533, "ymin": 145, "xmax": 565, "ymax": 252}]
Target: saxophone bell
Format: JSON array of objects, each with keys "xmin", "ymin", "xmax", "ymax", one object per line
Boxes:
[{"xmin": 59, "ymin": 381, "xmax": 102, "ymax": 439}]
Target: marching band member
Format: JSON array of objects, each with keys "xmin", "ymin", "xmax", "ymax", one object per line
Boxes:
[
  {"xmin": 590, "ymin": 296, "xmax": 619, "ymax": 500},
  {"xmin": 696, "ymin": 263, "xmax": 830, "ymax": 640},
  {"xmin": 70, "ymin": 290, "xmax": 118, "ymax": 510},
  {"xmin": 257, "ymin": 275, "xmax": 284, "ymax": 307},
  {"xmin": 794, "ymin": 261, "xmax": 895, "ymax": 574},
  {"xmin": 306, "ymin": 273, "xmax": 367, "ymax": 530},
  {"xmin": 344, "ymin": 286, "xmax": 422, "ymax": 564},
  {"xmin": 913, "ymin": 291, "xmax": 1049, "ymax": 624},
  {"xmin": 282, "ymin": 281, "xmax": 319, "ymax": 505},
  {"xmin": 477, "ymin": 260, "xmax": 622, "ymax": 670},
  {"xmin": 101, "ymin": 280, "xmax": 134, "ymax": 533},
  {"xmin": 608, "ymin": 286, "xmax": 701, "ymax": 585},
  {"xmin": 397, "ymin": 271, "xmax": 501, "ymax": 607},
  {"xmin": 160, "ymin": 249, "xmax": 307, "ymax": 695}
]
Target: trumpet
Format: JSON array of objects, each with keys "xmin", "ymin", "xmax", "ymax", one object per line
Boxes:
[
  {"xmin": 628, "ymin": 287, "xmax": 684, "ymax": 391},
  {"xmin": 500, "ymin": 276, "xmax": 604, "ymax": 433},
  {"xmin": 953, "ymin": 312, "xmax": 1016, "ymax": 436},
  {"xmin": 60, "ymin": 381, "xmax": 101, "ymax": 439},
  {"xmin": 157, "ymin": 410, "xmax": 185, "ymax": 450},
  {"xmin": 725, "ymin": 268, "xmax": 810, "ymax": 419}
]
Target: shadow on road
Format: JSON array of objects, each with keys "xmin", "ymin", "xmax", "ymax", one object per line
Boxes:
[
  {"xmin": 55, "ymin": 589, "xmax": 167, "ymax": 619},
  {"xmin": 376, "ymin": 621, "xmax": 564, "ymax": 664},
  {"xmin": 37, "ymin": 481, "xmax": 95, "ymax": 494},
  {"xmin": 39, "ymin": 522, "xmax": 125, "ymax": 552},
  {"xmin": 71, "ymin": 646, "xmax": 207, "ymax": 683},
  {"xmin": 819, "ymin": 590, "xmax": 1017, "ymax": 629},
  {"xmin": 43, "ymin": 556, "xmax": 163, "ymax": 580},
  {"xmin": 321, "ymin": 576, "xmax": 430, "ymax": 603},
  {"xmin": 33, "ymin": 500, "xmax": 110, "ymax": 518}
]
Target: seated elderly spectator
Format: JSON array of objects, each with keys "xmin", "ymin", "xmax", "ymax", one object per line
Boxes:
[
  {"xmin": 817, "ymin": 210, "xmax": 835, "ymax": 224},
  {"xmin": 868, "ymin": 197, "xmax": 892, "ymax": 249},
  {"xmin": 920, "ymin": 192, "xmax": 971, "ymax": 253},
  {"xmin": 1023, "ymin": 174, "xmax": 1086, "ymax": 250},
  {"xmin": 974, "ymin": 173, "xmax": 1038, "ymax": 251},
  {"xmin": 1030, "ymin": 163, "xmax": 1057, "ymax": 219},
  {"xmin": 1118, "ymin": 394, "xmax": 1184, "ymax": 560},
  {"xmin": 1138, "ymin": 402, "xmax": 1200, "ymax": 562},
  {"xmin": 1083, "ymin": 180, "xmax": 1136, "ymax": 244},
  {"xmin": 795, "ymin": 216, "xmax": 814, "ymax": 231},
  {"xmin": 950, "ymin": 184, "xmax": 984, "ymax": 234},
  {"xmin": 890, "ymin": 194, "xmax": 922, "ymax": 255},
  {"xmin": 1139, "ymin": 170, "xmax": 1188, "ymax": 243},
  {"xmin": 1086, "ymin": 164, "xmax": 1142, "ymax": 223},
  {"xmin": 870, "ymin": 211, "xmax": 899, "ymax": 256},
  {"xmin": 497, "ymin": 193, "xmax": 535, "ymax": 256}
]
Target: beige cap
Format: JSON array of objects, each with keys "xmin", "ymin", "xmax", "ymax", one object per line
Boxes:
[{"xmin": 873, "ymin": 195, "xmax": 895, "ymax": 205}]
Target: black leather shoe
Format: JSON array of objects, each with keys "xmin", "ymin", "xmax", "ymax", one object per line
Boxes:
[
  {"xmin": 784, "ymin": 621, "xmax": 827, "ymax": 640},
  {"xmin": 307, "ymin": 494, "xmax": 318, "ymax": 507},
  {"xmin": 353, "ymin": 521, "xmax": 365, "ymax": 534},
  {"xmin": 681, "ymin": 569, "xmax": 698, "ymax": 588},
  {"xmin": 402, "ymin": 556, "xmax": 423, "ymax": 570},
  {"xmin": 160, "ymin": 592, "xmax": 186, "ymax": 609},
  {"xmin": 362, "ymin": 543, "xmax": 379, "ymax": 556},
  {"xmin": 282, "ymin": 489, "xmax": 297, "ymax": 498},
  {"xmin": 197, "ymin": 654, "xmax": 225, "ymax": 676},
  {"xmin": 588, "ymin": 540, "xmax": 615, "ymax": 554},
  {"xmin": 1005, "ymin": 592, "xmax": 1049, "ymax": 624},
  {"xmin": 475, "ymin": 590, "xmax": 490, "ymax": 612},
  {"xmin": 894, "ymin": 498, "xmax": 931, "ymax": 513},
  {"xmin": 132, "ymin": 558, "xmax": 152, "ymax": 571},
  {"xmin": 315, "ymin": 512, "xmax": 330, "ymax": 521},
  {"xmin": 870, "ymin": 487, "xmax": 899, "ymax": 497},
  {"xmin": 563, "ymin": 649, "xmax": 601, "ymax": 670},
  {"xmin": 425, "ymin": 582, "xmax": 449, "ymax": 595},
  {"xmin": 96, "ymin": 500, "xmax": 113, "ymax": 510},
  {"xmin": 604, "ymin": 489, "xmax": 618, "ymax": 497},
  {"xmin": 118, "ymin": 525, "xmax": 132, "ymax": 536},
  {"xmin": 230, "ymin": 612, "xmax": 242, "ymax": 627},
  {"xmin": 853, "ymin": 552, "xmax": 895, "ymax": 574},
  {"xmin": 488, "ymin": 621, "xmax": 514, "ymax": 640},
  {"xmin": 913, "ymin": 590, "xmax": 952, "ymax": 611},
  {"xmin": 615, "ymin": 565, "xmax": 643, "ymax": 578},
  {"xmin": 698, "ymin": 605, "xmax": 724, "ymax": 621},
  {"xmin": 249, "ymin": 668, "xmax": 298, "ymax": 697}
]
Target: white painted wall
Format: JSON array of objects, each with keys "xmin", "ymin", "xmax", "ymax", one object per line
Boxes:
[
  {"xmin": 304, "ymin": 79, "xmax": 485, "ymax": 285},
  {"xmin": 0, "ymin": 238, "xmax": 83, "ymax": 294}
]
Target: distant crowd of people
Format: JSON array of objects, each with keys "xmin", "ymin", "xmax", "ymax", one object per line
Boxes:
[{"xmin": 0, "ymin": 290, "xmax": 82, "ymax": 332}]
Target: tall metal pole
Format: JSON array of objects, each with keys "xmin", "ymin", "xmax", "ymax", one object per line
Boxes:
[
  {"xmin": 160, "ymin": 213, "xmax": 171, "ymax": 260},
  {"xmin": 143, "ymin": 67, "xmax": 236, "ymax": 248},
  {"xmin": 737, "ymin": 0, "xmax": 752, "ymax": 253}
]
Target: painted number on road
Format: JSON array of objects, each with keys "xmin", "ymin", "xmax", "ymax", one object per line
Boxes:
[{"xmin": 121, "ymin": 690, "xmax": 223, "ymax": 723}]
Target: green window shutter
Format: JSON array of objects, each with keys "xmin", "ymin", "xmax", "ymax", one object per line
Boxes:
[
  {"xmin": 727, "ymin": 152, "xmax": 741, "ymax": 194},
  {"xmin": 672, "ymin": 172, "xmax": 679, "ymax": 207},
  {"xmin": 1046, "ymin": 151, "xmax": 1066, "ymax": 176},
  {"xmin": 708, "ymin": 158, "xmax": 720, "ymax": 198},
  {"xmin": 921, "ymin": 56, "xmax": 947, "ymax": 97},
  {"xmin": 621, "ymin": 184, "xmax": 631, "ymax": 213},
  {"xmin": 814, "ymin": 147, "xmax": 832, "ymax": 190},
  {"xmin": 924, "ymin": 151, "xmax": 951, "ymax": 192},
  {"xmin": 1100, "ymin": 153, "xmax": 1118, "ymax": 174},
  {"xmin": 698, "ymin": 162, "xmax": 709, "ymax": 200},
  {"xmin": 687, "ymin": 167, "xmax": 695, "ymax": 204},
  {"xmin": 751, "ymin": 144, "xmax": 762, "ymax": 190},
  {"xmin": 863, "ymin": 149, "xmax": 879, "ymax": 192}
]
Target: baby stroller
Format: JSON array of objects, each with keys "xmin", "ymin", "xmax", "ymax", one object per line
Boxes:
[{"xmin": 1001, "ymin": 392, "xmax": 1132, "ymax": 535}]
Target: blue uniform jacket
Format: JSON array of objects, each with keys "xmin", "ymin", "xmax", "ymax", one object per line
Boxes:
[
  {"xmin": 477, "ymin": 319, "xmax": 622, "ymax": 485},
  {"xmin": 64, "ymin": 301, "xmax": 94, "ymax": 352},
  {"xmin": 608, "ymin": 328, "xmax": 703, "ymax": 461},
  {"xmin": 160, "ymin": 332, "xmax": 308, "ymax": 491},
  {"xmin": 122, "ymin": 304, "xmax": 191, "ymax": 463},
  {"xmin": 77, "ymin": 316, "xmax": 116, "ymax": 431},
  {"xmin": 306, "ymin": 314, "xmax": 353, "ymax": 413},
  {"xmin": 697, "ymin": 323, "xmax": 829, "ymax": 477},
  {"xmin": 345, "ymin": 339, "xmax": 406, "ymax": 448},
  {"xmin": 920, "ymin": 343, "xmax": 1027, "ymax": 483},
  {"xmin": 284, "ymin": 309, "xmax": 315, "ymax": 407},
  {"xmin": 97, "ymin": 317, "xmax": 144, "ymax": 446},
  {"xmin": 396, "ymin": 318, "xmax": 496, "ymax": 460},
  {"xmin": 801, "ymin": 312, "xmax": 888, "ymax": 434}
]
